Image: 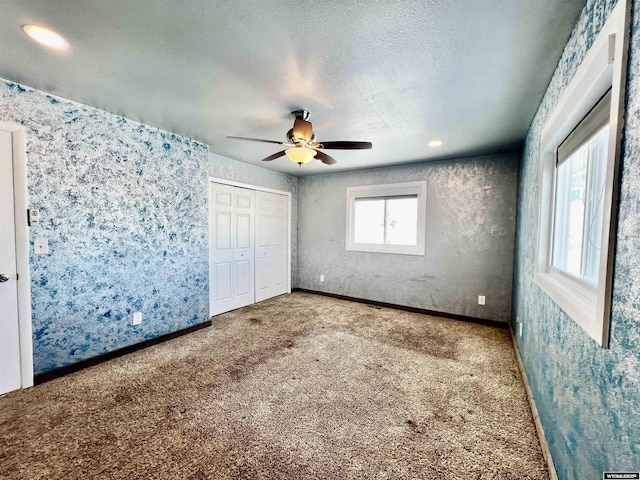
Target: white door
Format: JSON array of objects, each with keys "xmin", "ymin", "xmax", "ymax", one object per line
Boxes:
[
  {"xmin": 255, "ymin": 191, "xmax": 288, "ymax": 302},
  {"xmin": 0, "ymin": 130, "xmax": 21, "ymax": 395},
  {"xmin": 210, "ymin": 183, "xmax": 255, "ymax": 316}
]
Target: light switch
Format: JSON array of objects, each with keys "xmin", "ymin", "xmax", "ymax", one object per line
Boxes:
[
  {"xmin": 28, "ymin": 209, "xmax": 40, "ymax": 226},
  {"xmin": 34, "ymin": 238, "xmax": 49, "ymax": 255}
]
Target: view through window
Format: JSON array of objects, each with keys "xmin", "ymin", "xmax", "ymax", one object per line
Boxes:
[
  {"xmin": 346, "ymin": 181, "xmax": 426, "ymax": 256},
  {"xmin": 552, "ymin": 124, "xmax": 609, "ymax": 285},
  {"xmin": 353, "ymin": 195, "xmax": 418, "ymax": 246}
]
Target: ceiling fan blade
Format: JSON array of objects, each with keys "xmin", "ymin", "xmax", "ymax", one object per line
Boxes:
[
  {"xmin": 314, "ymin": 150, "xmax": 337, "ymax": 165},
  {"xmin": 262, "ymin": 150, "xmax": 287, "ymax": 162},
  {"xmin": 293, "ymin": 118, "xmax": 313, "ymax": 141},
  {"xmin": 227, "ymin": 136, "xmax": 284, "ymax": 145},
  {"xmin": 312, "ymin": 141, "xmax": 372, "ymax": 150}
]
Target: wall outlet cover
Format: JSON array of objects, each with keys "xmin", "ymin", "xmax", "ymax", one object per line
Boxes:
[
  {"xmin": 478, "ymin": 295, "xmax": 486, "ymax": 305},
  {"xmin": 34, "ymin": 238, "xmax": 49, "ymax": 255},
  {"xmin": 132, "ymin": 311, "xmax": 142, "ymax": 325}
]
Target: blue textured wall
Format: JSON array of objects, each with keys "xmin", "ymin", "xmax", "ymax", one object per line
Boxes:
[
  {"xmin": 513, "ymin": 0, "xmax": 640, "ymax": 478},
  {"xmin": 0, "ymin": 79, "xmax": 209, "ymax": 375}
]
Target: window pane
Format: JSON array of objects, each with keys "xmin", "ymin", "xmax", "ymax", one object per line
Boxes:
[
  {"xmin": 354, "ymin": 198, "xmax": 384, "ymax": 244},
  {"xmin": 385, "ymin": 196, "xmax": 418, "ymax": 245},
  {"xmin": 553, "ymin": 145, "xmax": 587, "ymax": 277},
  {"xmin": 552, "ymin": 123, "xmax": 609, "ymax": 285},
  {"xmin": 582, "ymin": 125, "xmax": 609, "ymax": 284},
  {"xmin": 347, "ymin": 182, "xmax": 426, "ymax": 255}
]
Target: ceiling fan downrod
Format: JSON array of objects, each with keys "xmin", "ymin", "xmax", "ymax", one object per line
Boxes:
[{"xmin": 291, "ymin": 110, "xmax": 310, "ymax": 121}]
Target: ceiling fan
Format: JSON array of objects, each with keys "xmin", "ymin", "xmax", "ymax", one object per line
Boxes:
[{"xmin": 227, "ymin": 110, "xmax": 372, "ymax": 166}]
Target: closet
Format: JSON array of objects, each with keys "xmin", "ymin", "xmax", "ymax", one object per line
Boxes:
[{"xmin": 209, "ymin": 182, "xmax": 289, "ymax": 316}]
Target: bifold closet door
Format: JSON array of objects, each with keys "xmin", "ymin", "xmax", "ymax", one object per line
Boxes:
[
  {"xmin": 255, "ymin": 191, "xmax": 288, "ymax": 302},
  {"xmin": 209, "ymin": 184, "xmax": 255, "ymax": 316}
]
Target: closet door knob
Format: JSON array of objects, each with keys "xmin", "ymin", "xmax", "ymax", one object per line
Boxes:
[{"xmin": 0, "ymin": 274, "xmax": 9, "ymax": 283}]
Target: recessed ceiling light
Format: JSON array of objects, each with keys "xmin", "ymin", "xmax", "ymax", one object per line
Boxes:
[
  {"xmin": 428, "ymin": 139, "xmax": 443, "ymax": 148},
  {"xmin": 22, "ymin": 25, "xmax": 69, "ymax": 50}
]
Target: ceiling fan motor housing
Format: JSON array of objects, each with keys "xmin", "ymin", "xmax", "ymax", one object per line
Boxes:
[
  {"xmin": 287, "ymin": 128, "xmax": 315, "ymax": 144},
  {"xmin": 288, "ymin": 111, "xmax": 315, "ymax": 144}
]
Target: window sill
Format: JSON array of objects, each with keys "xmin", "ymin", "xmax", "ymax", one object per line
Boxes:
[
  {"xmin": 534, "ymin": 271, "xmax": 599, "ymax": 339},
  {"xmin": 346, "ymin": 243, "xmax": 425, "ymax": 256}
]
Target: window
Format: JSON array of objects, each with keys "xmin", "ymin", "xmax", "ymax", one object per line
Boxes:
[
  {"xmin": 535, "ymin": 0, "xmax": 628, "ymax": 347},
  {"xmin": 346, "ymin": 181, "xmax": 426, "ymax": 255},
  {"xmin": 551, "ymin": 92, "xmax": 610, "ymax": 286}
]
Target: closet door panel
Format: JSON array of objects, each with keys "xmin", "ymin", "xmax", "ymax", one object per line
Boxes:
[
  {"xmin": 214, "ymin": 263, "xmax": 232, "ymax": 301},
  {"xmin": 255, "ymin": 191, "xmax": 289, "ymax": 302},
  {"xmin": 210, "ymin": 184, "xmax": 255, "ymax": 316}
]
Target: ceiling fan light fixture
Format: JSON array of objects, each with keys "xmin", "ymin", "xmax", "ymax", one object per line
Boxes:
[
  {"xmin": 428, "ymin": 139, "xmax": 444, "ymax": 147},
  {"xmin": 22, "ymin": 25, "xmax": 69, "ymax": 50},
  {"xmin": 285, "ymin": 147, "xmax": 316, "ymax": 164}
]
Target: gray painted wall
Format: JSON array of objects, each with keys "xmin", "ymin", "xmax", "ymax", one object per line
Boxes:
[
  {"xmin": 208, "ymin": 153, "xmax": 299, "ymax": 286},
  {"xmin": 297, "ymin": 154, "xmax": 519, "ymax": 322}
]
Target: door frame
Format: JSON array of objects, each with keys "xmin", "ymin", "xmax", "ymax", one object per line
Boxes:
[
  {"xmin": 0, "ymin": 121, "xmax": 33, "ymax": 389},
  {"xmin": 208, "ymin": 177, "xmax": 292, "ymax": 295}
]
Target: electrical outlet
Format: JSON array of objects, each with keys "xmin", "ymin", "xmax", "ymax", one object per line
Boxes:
[
  {"xmin": 518, "ymin": 322, "xmax": 523, "ymax": 337},
  {"xmin": 34, "ymin": 238, "xmax": 49, "ymax": 255},
  {"xmin": 132, "ymin": 311, "xmax": 142, "ymax": 326},
  {"xmin": 478, "ymin": 295, "xmax": 486, "ymax": 305},
  {"xmin": 320, "ymin": 274, "xmax": 325, "ymax": 283}
]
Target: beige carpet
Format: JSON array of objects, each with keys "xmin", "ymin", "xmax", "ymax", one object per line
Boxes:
[{"xmin": 0, "ymin": 292, "xmax": 548, "ymax": 479}]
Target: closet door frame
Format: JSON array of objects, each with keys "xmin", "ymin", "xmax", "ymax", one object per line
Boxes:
[{"xmin": 208, "ymin": 177, "xmax": 292, "ymax": 298}]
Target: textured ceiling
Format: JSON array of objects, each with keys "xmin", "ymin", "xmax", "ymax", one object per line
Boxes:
[{"xmin": 0, "ymin": 0, "xmax": 585, "ymax": 176}]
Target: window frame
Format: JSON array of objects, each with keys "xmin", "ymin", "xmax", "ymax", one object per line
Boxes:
[
  {"xmin": 534, "ymin": 0, "xmax": 630, "ymax": 347},
  {"xmin": 346, "ymin": 181, "xmax": 427, "ymax": 255}
]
